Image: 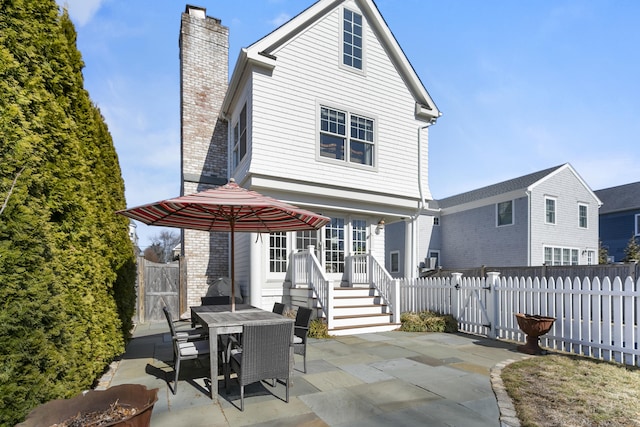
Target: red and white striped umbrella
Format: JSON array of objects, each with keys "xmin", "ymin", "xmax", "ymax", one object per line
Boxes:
[{"xmin": 117, "ymin": 179, "xmax": 329, "ymax": 311}]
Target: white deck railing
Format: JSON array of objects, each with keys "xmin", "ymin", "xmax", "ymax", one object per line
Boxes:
[
  {"xmin": 290, "ymin": 246, "xmax": 334, "ymax": 329},
  {"xmin": 349, "ymin": 254, "xmax": 400, "ymax": 323}
]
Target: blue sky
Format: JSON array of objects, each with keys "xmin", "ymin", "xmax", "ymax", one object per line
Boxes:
[{"xmin": 58, "ymin": 0, "xmax": 640, "ymax": 249}]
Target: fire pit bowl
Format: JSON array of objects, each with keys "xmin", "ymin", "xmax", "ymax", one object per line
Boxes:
[
  {"xmin": 515, "ymin": 313, "xmax": 556, "ymax": 355},
  {"xmin": 17, "ymin": 384, "xmax": 158, "ymax": 427}
]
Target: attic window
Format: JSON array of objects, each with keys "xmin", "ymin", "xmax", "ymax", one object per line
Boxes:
[{"xmin": 343, "ymin": 9, "xmax": 362, "ymax": 69}]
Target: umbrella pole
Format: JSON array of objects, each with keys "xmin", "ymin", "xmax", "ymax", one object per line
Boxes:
[{"xmin": 230, "ymin": 221, "xmax": 235, "ymax": 312}]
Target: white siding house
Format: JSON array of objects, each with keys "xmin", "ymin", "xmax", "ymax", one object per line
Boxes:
[{"xmin": 180, "ymin": 1, "xmax": 440, "ymax": 333}]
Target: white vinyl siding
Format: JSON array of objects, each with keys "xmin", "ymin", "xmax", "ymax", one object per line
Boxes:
[{"xmin": 247, "ymin": 6, "xmax": 427, "ymax": 201}]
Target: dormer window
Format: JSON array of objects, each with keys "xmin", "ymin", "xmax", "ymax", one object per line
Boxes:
[{"xmin": 343, "ymin": 9, "xmax": 362, "ymax": 69}]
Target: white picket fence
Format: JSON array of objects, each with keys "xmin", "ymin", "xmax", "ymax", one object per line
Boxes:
[{"xmin": 399, "ymin": 273, "xmax": 640, "ymax": 367}]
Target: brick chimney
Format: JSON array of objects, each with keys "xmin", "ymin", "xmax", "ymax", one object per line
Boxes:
[{"xmin": 179, "ymin": 5, "xmax": 229, "ymax": 308}]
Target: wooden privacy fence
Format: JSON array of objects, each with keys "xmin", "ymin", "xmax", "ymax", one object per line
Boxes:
[{"xmin": 398, "ymin": 273, "xmax": 640, "ymax": 367}]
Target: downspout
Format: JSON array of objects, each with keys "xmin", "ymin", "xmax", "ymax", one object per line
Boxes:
[
  {"xmin": 526, "ymin": 190, "xmax": 532, "ymax": 265},
  {"xmin": 409, "ymin": 119, "xmax": 437, "ymax": 277}
]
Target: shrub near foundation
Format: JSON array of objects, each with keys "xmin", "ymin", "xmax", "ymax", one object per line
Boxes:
[{"xmin": 400, "ymin": 311, "xmax": 458, "ymax": 333}]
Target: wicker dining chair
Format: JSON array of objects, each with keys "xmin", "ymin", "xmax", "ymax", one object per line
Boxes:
[
  {"xmin": 272, "ymin": 302, "xmax": 285, "ymax": 315},
  {"xmin": 293, "ymin": 307, "xmax": 313, "ymax": 373},
  {"xmin": 162, "ymin": 307, "xmax": 210, "ymax": 395},
  {"xmin": 225, "ymin": 320, "xmax": 293, "ymax": 411}
]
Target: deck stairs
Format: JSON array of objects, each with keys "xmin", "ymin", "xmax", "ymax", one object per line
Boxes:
[{"xmin": 289, "ymin": 283, "xmax": 400, "ymax": 336}]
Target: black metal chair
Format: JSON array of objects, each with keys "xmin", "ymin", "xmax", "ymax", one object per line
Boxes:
[
  {"xmin": 272, "ymin": 302, "xmax": 285, "ymax": 315},
  {"xmin": 162, "ymin": 307, "xmax": 210, "ymax": 395},
  {"xmin": 293, "ymin": 307, "xmax": 313, "ymax": 373},
  {"xmin": 225, "ymin": 321, "xmax": 293, "ymax": 411}
]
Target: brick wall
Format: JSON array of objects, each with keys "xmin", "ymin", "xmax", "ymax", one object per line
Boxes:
[{"xmin": 179, "ymin": 6, "xmax": 229, "ymax": 307}]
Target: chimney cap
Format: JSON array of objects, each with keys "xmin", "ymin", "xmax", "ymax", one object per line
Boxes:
[{"xmin": 185, "ymin": 5, "xmax": 206, "ymax": 19}]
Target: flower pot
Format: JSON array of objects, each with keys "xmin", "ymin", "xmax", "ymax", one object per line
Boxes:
[
  {"xmin": 17, "ymin": 384, "xmax": 158, "ymax": 427},
  {"xmin": 515, "ymin": 313, "xmax": 556, "ymax": 355}
]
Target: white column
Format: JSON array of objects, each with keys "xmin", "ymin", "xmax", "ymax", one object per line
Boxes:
[
  {"xmin": 249, "ymin": 232, "xmax": 262, "ymax": 308},
  {"xmin": 403, "ymin": 219, "xmax": 417, "ymax": 278}
]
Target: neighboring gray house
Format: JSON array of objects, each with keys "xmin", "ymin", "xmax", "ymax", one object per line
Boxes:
[
  {"xmin": 595, "ymin": 181, "xmax": 640, "ymax": 262},
  {"xmin": 387, "ymin": 163, "xmax": 602, "ymax": 275}
]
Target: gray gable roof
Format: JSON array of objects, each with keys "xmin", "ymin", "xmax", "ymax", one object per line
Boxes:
[
  {"xmin": 594, "ymin": 182, "xmax": 640, "ymax": 214},
  {"xmin": 434, "ymin": 164, "xmax": 566, "ymax": 209}
]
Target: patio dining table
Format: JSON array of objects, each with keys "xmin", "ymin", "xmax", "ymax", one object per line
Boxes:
[{"xmin": 191, "ymin": 304, "xmax": 292, "ymax": 401}]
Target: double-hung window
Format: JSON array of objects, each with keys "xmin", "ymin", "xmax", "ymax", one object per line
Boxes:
[
  {"xmin": 343, "ymin": 9, "xmax": 363, "ymax": 70},
  {"xmin": 497, "ymin": 200, "xmax": 513, "ymax": 226},
  {"xmin": 579, "ymin": 204, "xmax": 588, "ymax": 228},
  {"xmin": 320, "ymin": 106, "xmax": 375, "ymax": 166},
  {"xmin": 545, "ymin": 197, "xmax": 556, "ymax": 224},
  {"xmin": 232, "ymin": 104, "xmax": 247, "ymax": 169}
]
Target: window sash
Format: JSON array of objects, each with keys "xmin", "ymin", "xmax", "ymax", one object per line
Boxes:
[
  {"xmin": 497, "ymin": 201, "xmax": 513, "ymax": 226},
  {"xmin": 390, "ymin": 251, "xmax": 399, "ymax": 273},
  {"xmin": 352, "ymin": 219, "xmax": 367, "ymax": 254},
  {"xmin": 545, "ymin": 198, "xmax": 556, "ymax": 224},
  {"xmin": 343, "ymin": 9, "xmax": 363, "ymax": 69},
  {"xmin": 325, "ymin": 218, "xmax": 345, "ymax": 273},
  {"xmin": 233, "ymin": 105, "xmax": 247, "ymax": 169},
  {"xmin": 635, "ymin": 214, "xmax": 640, "ymax": 236},
  {"xmin": 579, "ymin": 204, "xmax": 588, "ymax": 228},
  {"xmin": 269, "ymin": 232, "xmax": 287, "ymax": 273},
  {"xmin": 319, "ymin": 106, "xmax": 375, "ymax": 166}
]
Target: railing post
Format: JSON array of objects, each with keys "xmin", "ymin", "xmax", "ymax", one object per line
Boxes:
[
  {"xmin": 486, "ymin": 271, "xmax": 501, "ymax": 339},
  {"xmin": 392, "ymin": 279, "xmax": 401, "ymax": 323},
  {"xmin": 306, "ymin": 245, "xmax": 315, "ymax": 289},
  {"xmin": 451, "ymin": 272, "xmax": 463, "ymax": 321},
  {"xmin": 327, "ymin": 281, "xmax": 334, "ymax": 330}
]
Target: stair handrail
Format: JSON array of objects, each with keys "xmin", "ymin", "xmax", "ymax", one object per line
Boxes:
[
  {"xmin": 290, "ymin": 246, "xmax": 333, "ymax": 329},
  {"xmin": 349, "ymin": 253, "xmax": 396, "ymax": 316}
]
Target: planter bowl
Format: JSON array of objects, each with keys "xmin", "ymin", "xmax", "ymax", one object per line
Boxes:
[
  {"xmin": 515, "ymin": 313, "xmax": 556, "ymax": 355},
  {"xmin": 17, "ymin": 384, "xmax": 158, "ymax": 427}
]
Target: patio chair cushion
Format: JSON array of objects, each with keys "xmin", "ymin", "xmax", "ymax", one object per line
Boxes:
[{"xmin": 178, "ymin": 340, "xmax": 210, "ymax": 357}]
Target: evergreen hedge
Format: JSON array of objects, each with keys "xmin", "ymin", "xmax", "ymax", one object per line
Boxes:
[{"xmin": 0, "ymin": 1, "xmax": 136, "ymax": 424}]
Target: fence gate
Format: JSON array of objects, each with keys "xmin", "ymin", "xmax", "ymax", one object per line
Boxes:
[
  {"xmin": 137, "ymin": 256, "xmax": 181, "ymax": 322},
  {"xmin": 454, "ymin": 275, "xmax": 494, "ymax": 337}
]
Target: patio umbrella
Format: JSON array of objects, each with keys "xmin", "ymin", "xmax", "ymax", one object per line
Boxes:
[{"xmin": 117, "ymin": 179, "xmax": 330, "ymax": 311}]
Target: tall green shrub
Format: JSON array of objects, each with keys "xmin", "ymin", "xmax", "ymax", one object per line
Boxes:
[{"xmin": 0, "ymin": 1, "xmax": 136, "ymax": 424}]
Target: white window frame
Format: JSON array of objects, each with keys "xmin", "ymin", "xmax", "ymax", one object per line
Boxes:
[
  {"xmin": 545, "ymin": 197, "xmax": 556, "ymax": 225},
  {"xmin": 543, "ymin": 245, "xmax": 579, "ymax": 266},
  {"xmin": 496, "ymin": 200, "xmax": 513, "ymax": 227},
  {"xmin": 578, "ymin": 203, "xmax": 588, "ymax": 228},
  {"xmin": 318, "ymin": 104, "xmax": 377, "ymax": 169},
  {"xmin": 341, "ymin": 8, "xmax": 364, "ymax": 72},
  {"xmin": 635, "ymin": 213, "xmax": 640, "ymax": 236},
  {"xmin": 269, "ymin": 232, "xmax": 288, "ymax": 274},
  {"xmin": 433, "ymin": 217, "xmax": 440, "ymax": 226},
  {"xmin": 351, "ymin": 219, "xmax": 367, "ymax": 254},
  {"xmin": 390, "ymin": 251, "xmax": 400, "ymax": 273}
]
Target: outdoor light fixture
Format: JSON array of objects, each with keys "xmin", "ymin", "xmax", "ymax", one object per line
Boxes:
[{"xmin": 375, "ymin": 219, "xmax": 385, "ymax": 235}]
